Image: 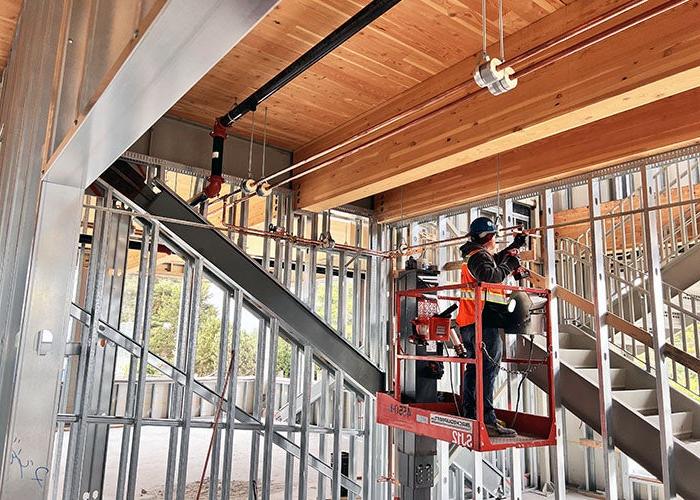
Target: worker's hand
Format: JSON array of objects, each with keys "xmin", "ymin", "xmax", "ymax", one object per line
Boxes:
[{"xmin": 512, "ymin": 233, "xmax": 528, "ymax": 248}]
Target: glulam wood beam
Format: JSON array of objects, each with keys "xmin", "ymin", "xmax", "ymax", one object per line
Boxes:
[
  {"xmin": 294, "ymin": 0, "xmax": 700, "ymax": 212},
  {"xmin": 374, "ymin": 88, "xmax": 700, "ymax": 222}
]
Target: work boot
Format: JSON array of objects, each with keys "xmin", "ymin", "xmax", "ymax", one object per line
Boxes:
[{"xmin": 486, "ymin": 421, "xmax": 517, "ymax": 437}]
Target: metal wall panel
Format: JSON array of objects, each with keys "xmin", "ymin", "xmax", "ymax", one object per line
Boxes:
[{"xmin": 0, "ymin": 1, "xmax": 73, "ymax": 493}]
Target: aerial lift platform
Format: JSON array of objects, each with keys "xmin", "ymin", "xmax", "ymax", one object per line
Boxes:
[{"xmin": 377, "ymin": 281, "xmax": 557, "ymax": 453}]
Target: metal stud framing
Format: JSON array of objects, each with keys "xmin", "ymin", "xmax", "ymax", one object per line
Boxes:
[
  {"xmin": 49, "ymin": 187, "xmax": 374, "ymax": 500},
  {"xmin": 587, "ymin": 177, "xmax": 618, "ymax": 499},
  {"xmin": 640, "ymin": 167, "xmax": 677, "ymax": 499},
  {"xmin": 11, "ymin": 137, "xmax": 700, "ymax": 500},
  {"xmin": 542, "ymin": 189, "xmax": 567, "ymax": 500}
]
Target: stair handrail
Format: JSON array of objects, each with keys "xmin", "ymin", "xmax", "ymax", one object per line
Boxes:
[
  {"xmin": 550, "ymin": 238, "xmax": 700, "ymax": 395},
  {"xmin": 529, "ymin": 271, "xmax": 700, "ymax": 376},
  {"xmin": 559, "ymin": 237, "xmax": 700, "ymax": 303}
]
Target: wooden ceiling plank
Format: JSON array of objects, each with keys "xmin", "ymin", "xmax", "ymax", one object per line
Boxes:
[
  {"xmin": 374, "ymin": 88, "xmax": 700, "ymax": 223},
  {"xmin": 294, "ymin": 0, "xmax": 700, "ymax": 212},
  {"xmin": 293, "ymin": 0, "xmax": 628, "ymax": 162},
  {"xmin": 0, "ymin": 0, "xmax": 21, "ymax": 71},
  {"xmin": 167, "ymin": 0, "xmax": 561, "ymax": 150}
]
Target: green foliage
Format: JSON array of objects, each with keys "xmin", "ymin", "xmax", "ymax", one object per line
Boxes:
[
  {"xmin": 315, "ymin": 274, "xmax": 357, "ymax": 341},
  {"xmin": 121, "ymin": 273, "xmax": 298, "ymax": 381},
  {"xmin": 276, "ymin": 339, "xmax": 292, "ymax": 377},
  {"xmin": 148, "ymin": 277, "xmax": 184, "ymax": 368},
  {"xmin": 122, "ymin": 275, "xmax": 224, "ymax": 377},
  {"xmin": 237, "ymin": 331, "xmax": 258, "ymax": 376},
  {"xmin": 194, "ymin": 280, "xmax": 223, "ymax": 377}
]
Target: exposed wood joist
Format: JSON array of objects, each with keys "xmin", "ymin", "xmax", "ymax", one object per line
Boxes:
[
  {"xmin": 293, "ymin": 0, "xmax": 700, "ymax": 212},
  {"xmin": 375, "ymin": 88, "xmax": 700, "ymax": 223}
]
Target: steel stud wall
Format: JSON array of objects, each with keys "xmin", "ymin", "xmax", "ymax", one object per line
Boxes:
[{"xmin": 49, "ymin": 178, "xmax": 382, "ymax": 499}]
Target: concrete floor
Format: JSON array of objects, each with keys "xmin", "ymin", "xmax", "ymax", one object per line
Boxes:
[
  {"xmin": 57, "ymin": 427, "xmax": 328, "ymax": 499},
  {"xmin": 55, "ymin": 427, "xmax": 609, "ymax": 499}
]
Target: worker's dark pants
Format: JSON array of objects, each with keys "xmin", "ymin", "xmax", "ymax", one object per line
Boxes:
[{"xmin": 460, "ymin": 324, "xmax": 502, "ymax": 425}]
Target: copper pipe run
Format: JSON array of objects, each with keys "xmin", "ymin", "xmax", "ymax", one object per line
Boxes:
[
  {"xmin": 212, "ymin": 0, "xmax": 668, "ymax": 208},
  {"xmin": 503, "ymin": 0, "xmax": 649, "ymax": 69},
  {"xmin": 222, "ymin": 222, "xmax": 387, "ymax": 257},
  {"xmin": 516, "ymin": 0, "xmax": 689, "ymax": 80},
  {"xmin": 282, "ymin": 0, "xmax": 688, "ymax": 204}
]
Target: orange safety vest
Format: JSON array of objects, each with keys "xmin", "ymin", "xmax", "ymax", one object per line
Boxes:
[{"xmin": 455, "ymin": 249, "xmax": 508, "ymax": 327}]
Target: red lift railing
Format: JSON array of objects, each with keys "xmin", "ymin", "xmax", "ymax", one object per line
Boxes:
[{"xmin": 377, "ymin": 282, "xmax": 557, "ymax": 452}]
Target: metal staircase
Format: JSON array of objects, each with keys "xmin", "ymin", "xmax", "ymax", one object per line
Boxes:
[
  {"xmin": 533, "ymin": 169, "xmax": 700, "ymax": 498},
  {"xmin": 102, "ymin": 160, "xmax": 384, "ymax": 394},
  {"xmin": 525, "ymin": 324, "xmax": 700, "ymax": 500}
]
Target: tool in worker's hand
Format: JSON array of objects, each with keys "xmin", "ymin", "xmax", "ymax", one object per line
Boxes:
[
  {"xmin": 319, "ymin": 231, "xmax": 335, "ymax": 249},
  {"xmin": 499, "ymin": 224, "xmax": 542, "ymax": 239},
  {"xmin": 505, "ymin": 247, "xmax": 531, "ymax": 281},
  {"xmin": 268, "ymin": 224, "xmax": 287, "ymax": 235}
]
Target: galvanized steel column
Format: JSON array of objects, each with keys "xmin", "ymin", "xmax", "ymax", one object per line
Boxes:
[
  {"xmin": 640, "ymin": 165, "xmax": 677, "ymax": 499},
  {"xmin": 587, "ymin": 177, "xmax": 618, "ymax": 499},
  {"xmin": 298, "ymin": 346, "xmax": 314, "ymax": 500},
  {"xmin": 261, "ymin": 319, "xmax": 280, "ymax": 500},
  {"xmin": 542, "ymin": 189, "xmax": 567, "ymax": 500}
]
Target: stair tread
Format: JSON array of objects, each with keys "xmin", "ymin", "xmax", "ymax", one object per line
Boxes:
[
  {"xmin": 559, "ymin": 348, "xmax": 597, "ymax": 368},
  {"xmin": 646, "ymin": 410, "xmax": 694, "ymax": 419},
  {"xmin": 578, "ymin": 367, "xmax": 627, "ymax": 389},
  {"xmin": 578, "ymin": 367, "xmax": 626, "ymax": 375},
  {"xmin": 613, "ymin": 388, "xmax": 655, "ymax": 393},
  {"xmin": 613, "ymin": 388, "xmax": 658, "ymax": 411},
  {"xmin": 682, "ymin": 439, "xmax": 700, "ymax": 455},
  {"xmin": 646, "ymin": 411, "xmax": 695, "ymax": 438}
]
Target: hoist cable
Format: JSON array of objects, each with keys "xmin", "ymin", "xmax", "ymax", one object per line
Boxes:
[
  {"xmin": 498, "ymin": 0, "xmax": 505, "ymax": 60},
  {"xmin": 481, "ymin": 0, "xmax": 488, "ymax": 59},
  {"xmin": 261, "ymin": 107, "xmax": 268, "ymax": 178}
]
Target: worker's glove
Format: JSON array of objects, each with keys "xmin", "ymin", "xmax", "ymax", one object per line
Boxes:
[
  {"xmin": 503, "ymin": 254, "xmax": 521, "ymax": 271},
  {"xmin": 511, "ymin": 233, "xmax": 527, "ymax": 249}
]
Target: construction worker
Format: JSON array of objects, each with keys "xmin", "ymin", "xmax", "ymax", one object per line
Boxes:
[{"xmin": 456, "ymin": 216, "xmax": 527, "ymax": 437}]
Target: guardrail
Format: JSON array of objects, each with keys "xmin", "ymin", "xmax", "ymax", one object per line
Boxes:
[
  {"xmin": 576, "ymin": 157, "xmax": 700, "ymax": 273},
  {"xmin": 544, "ymin": 236, "xmax": 700, "ymax": 397}
]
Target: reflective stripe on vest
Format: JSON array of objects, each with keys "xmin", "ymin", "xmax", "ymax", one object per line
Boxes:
[{"xmin": 455, "ymin": 249, "xmax": 508, "ymax": 327}]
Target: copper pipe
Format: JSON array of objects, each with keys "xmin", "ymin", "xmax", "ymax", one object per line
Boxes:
[
  {"xmin": 222, "ymin": 222, "xmax": 387, "ymax": 257},
  {"xmin": 213, "ymin": 0, "xmax": 660, "ymax": 207},
  {"xmin": 517, "ymin": 0, "xmax": 689, "ymax": 79},
  {"xmin": 277, "ymin": 0, "xmax": 687, "ymax": 205},
  {"xmin": 505, "ymin": 0, "xmax": 649, "ymax": 68},
  {"xmin": 212, "ymin": 80, "xmax": 470, "ymax": 206}
]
